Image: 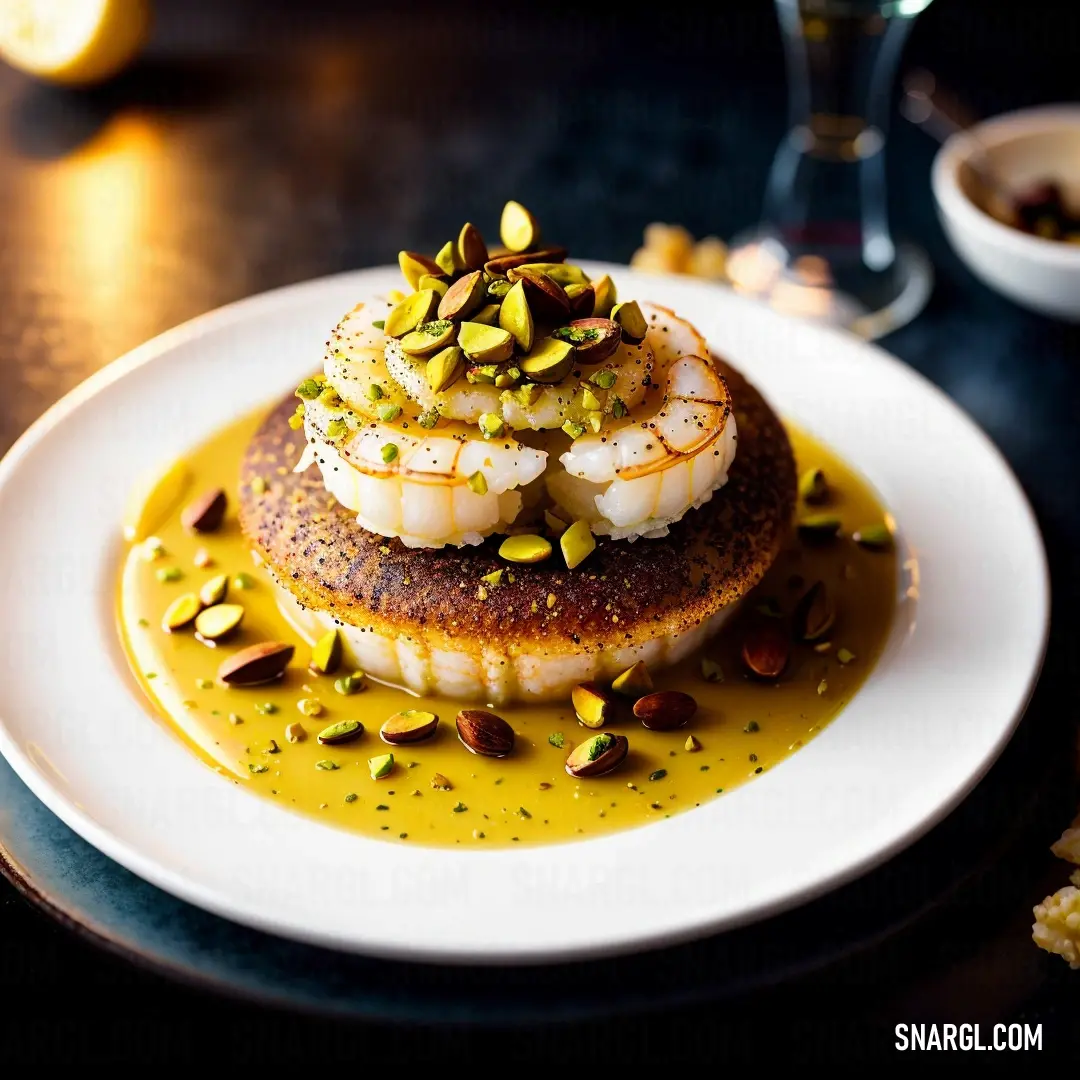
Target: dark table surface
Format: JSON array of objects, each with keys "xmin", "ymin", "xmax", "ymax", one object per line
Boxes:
[{"xmin": 2, "ymin": 0, "xmax": 1079, "ymax": 1064}]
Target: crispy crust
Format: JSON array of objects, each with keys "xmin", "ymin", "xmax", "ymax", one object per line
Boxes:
[{"xmin": 239, "ymin": 357, "xmax": 796, "ymax": 658}]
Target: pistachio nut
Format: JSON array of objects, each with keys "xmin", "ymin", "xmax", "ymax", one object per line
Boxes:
[
  {"xmin": 544, "ymin": 508, "xmax": 568, "ymax": 536},
  {"xmin": 591, "ymin": 274, "xmax": 617, "ymax": 317},
  {"xmin": 217, "ymin": 642, "xmax": 294, "ymax": 686},
  {"xmin": 519, "ymin": 337, "xmax": 574, "ymax": 384},
  {"xmin": 317, "ymin": 719, "xmax": 364, "ymax": 746},
  {"xmin": 309, "ymin": 628, "xmax": 342, "ymax": 675},
  {"xmin": 437, "ymin": 269, "xmax": 486, "ymax": 321},
  {"xmin": 456, "ymin": 222, "xmax": 489, "ymax": 271},
  {"xmin": 498, "ymin": 280, "xmax": 535, "ymax": 353},
  {"xmin": 181, "ymin": 487, "xmax": 227, "ymax": 533},
  {"xmin": 499, "ymin": 200, "xmax": 540, "ymax": 253},
  {"xmin": 793, "ymin": 581, "xmax": 835, "ymax": 642},
  {"xmin": 633, "ymin": 690, "xmax": 697, "ymax": 731},
  {"xmin": 559, "ymin": 518, "xmax": 596, "ymax": 570},
  {"xmin": 162, "ymin": 592, "xmax": 202, "ymax": 633},
  {"xmin": 472, "ymin": 303, "xmax": 502, "ymax": 326},
  {"xmin": 385, "ymin": 289, "xmax": 439, "ymax": 337},
  {"xmin": 484, "ymin": 246, "xmax": 568, "ymax": 278},
  {"xmin": 466, "ymin": 364, "xmax": 498, "ymax": 384},
  {"xmin": 426, "ymin": 345, "xmax": 465, "ymax": 394},
  {"xmin": 494, "ymin": 366, "xmax": 521, "ymax": 388},
  {"xmin": 417, "ymin": 273, "xmax": 448, "ymax": 297},
  {"xmin": 437, "ymin": 239, "xmax": 463, "ymax": 275},
  {"xmin": 565, "ymin": 282, "xmax": 596, "ymax": 318},
  {"xmin": 741, "ymin": 623, "xmax": 790, "ymax": 679},
  {"xmin": 797, "ymin": 514, "xmax": 842, "ymax": 543},
  {"xmin": 467, "ymin": 470, "xmax": 488, "ymax": 495},
  {"xmin": 398, "ymin": 250, "xmax": 443, "ymax": 291},
  {"xmin": 458, "ymin": 322, "xmax": 515, "ymax": 364},
  {"xmin": 853, "ymin": 523, "xmax": 893, "ymax": 550},
  {"xmin": 554, "ymin": 317, "xmax": 621, "ymax": 365},
  {"xmin": 478, "ymin": 412, "xmax": 505, "ymax": 439},
  {"xmin": 611, "ymin": 300, "xmax": 648, "ymax": 343},
  {"xmin": 194, "ymin": 603, "xmax": 245, "ymax": 643},
  {"xmin": 507, "ymin": 266, "xmax": 571, "ymax": 321},
  {"xmin": 515, "ymin": 262, "xmax": 589, "ymax": 287},
  {"xmin": 381, "ymin": 709, "xmax": 439, "ymax": 745},
  {"xmin": 572, "ymin": 682, "xmax": 614, "ymax": 728},
  {"xmin": 565, "ymin": 732, "xmax": 628, "ymax": 778},
  {"xmin": 399, "ymin": 319, "xmax": 457, "ymax": 357},
  {"xmin": 513, "ymin": 381, "xmax": 542, "ymax": 407},
  {"xmin": 486, "ymin": 277, "xmax": 512, "ymax": 299},
  {"xmin": 498, "ymin": 533, "xmax": 552, "ymax": 564},
  {"xmin": 611, "ymin": 660, "xmax": 653, "ymax": 698},
  {"xmin": 456, "ymin": 709, "xmax": 515, "ymax": 757},
  {"xmin": 368, "ymin": 752, "xmax": 395, "ymax": 779},
  {"xmin": 798, "ymin": 467, "xmax": 828, "ymax": 504},
  {"xmin": 198, "ymin": 573, "xmax": 229, "ymax": 608}
]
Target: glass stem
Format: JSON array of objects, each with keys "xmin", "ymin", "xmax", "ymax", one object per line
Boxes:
[{"xmin": 765, "ymin": 1, "xmax": 918, "ymax": 273}]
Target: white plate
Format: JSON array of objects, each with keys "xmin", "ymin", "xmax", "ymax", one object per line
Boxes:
[{"xmin": 0, "ymin": 266, "xmax": 1048, "ymax": 964}]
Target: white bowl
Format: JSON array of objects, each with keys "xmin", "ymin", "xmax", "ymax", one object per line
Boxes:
[{"xmin": 932, "ymin": 104, "xmax": 1080, "ymax": 320}]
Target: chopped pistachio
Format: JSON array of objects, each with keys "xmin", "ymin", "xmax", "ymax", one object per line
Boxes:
[
  {"xmin": 580, "ymin": 386, "xmax": 602, "ymax": 411},
  {"xmin": 546, "ymin": 592, "xmax": 557, "ymax": 609},
  {"xmin": 295, "ymin": 377, "xmax": 322, "ymax": 400},
  {"xmin": 228, "ymin": 713, "xmax": 242, "ymax": 725},
  {"xmin": 548, "ymin": 732, "xmax": 565, "ymax": 748},
  {"xmin": 254, "ymin": 702, "xmax": 278, "ymax": 716},
  {"xmin": 372, "ymin": 319, "xmax": 386, "ymax": 330},
  {"xmin": 744, "ymin": 720, "xmax": 760, "ymax": 733},
  {"xmin": 232, "ymin": 572, "xmax": 254, "ymax": 590},
  {"xmin": 649, "ymin": 769, "xmax": 667, "ymax": 781},
  {"xmin": 560, "ymin": 519, "xmax": 596, "ymax": 570},
  {"xmin": 287, "ymin": 411, "xmax": 305, "ymax": 430},
  {"xmin": 700, "ymin": 657, "xmax": 725, "ymax": 683},
  {"xmin": 837, "ymin": 647, "xmax": 856, "ymax": 665},
  {"xmin": 562, "ymin": 419, "xmax": 586, "ymax": 439},
  {"xmin": 196, "ymin": 678, "xmax": 213, "ymax": 690},
  {"xmin": 318, "ymin": 386, "xmax": 343, "ymax": 407},
  {"xmin": 326, "ymin": 418, "xmax": 348, "ymax": 439},
  {"xmin": 345, "ymin": 792, "xmax": 359, "ymax": 803},
  {"xmin": 156, "ymin": 566, "xmax": 183, "ymax": 583},
  {"xmin": 482, "ymin": 568, "xmax": 504, "ymax": 586},
  {"xmin": 431, "ymin": 773, "xmax": 452, "ymax": 790},
  {"xmin": 249, "ymin": 763, "xmax": 269, "ymax": 774},
  {"xmin": 334, "ymin": 672, "xmax": 366, "ymax": 695},
  {"xmin": 417, "ymin": 408, "xmax": 440, "ymax": 429},
  {"xmin": 478, "ymin": 412, "xmax": 505, "ymax": 439},
  {"xmin": 467, "ymin": 470, "xmax": 488, "ymax": 496},
  {"xmin": 853, "ymin": 523, "xmax": 893, "ymax": 550},
  {"xmin": 798, "ymin": 468, "xmax": 828, "ymax": 504},
  {"xmin": 381, "ymin": 443, "xmax": 399, "ymax": 464},
  {"xmin": 297, "ymin": 697, "xmax": 323, "ymax": 717},
  {"xmin": 285, "ymin": 722, "xmax": 306, "ymax": 743},
  {"xmin": 366, "ymin": 383, "xmax": 384, "ymax": 402},
  {"xmin": 590, "ymin": 369, "xmax": 617, "ymax": 389},
  {"xmin": 817, "ymin": 679, "xmax": 828, "ymax": 695},
  {"xmin": 315, "ymin": 759, "xmax": 339, "ymax": 771},
  {"xmin": 452, "ymin": 801, "xmax": 468, "ymax": 813},
  {"xmin": 611, "ymin": 396, "xmax": 628, "ymax": 419},
  {"xmin": 685, "ymin": 735, "xmax": 701, "ymax": 752},
  {"xmin": 375, "ymin": 402, "xmax": 401, "ymax": 423}
]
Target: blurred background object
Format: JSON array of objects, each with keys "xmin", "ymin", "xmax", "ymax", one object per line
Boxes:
[
  {"xmin": 727, "ymin": 0, "xmax": 934, "ymax": 339},
  {"xmin": 0, "ymin": 0, "xmax": 150, "ymax": 86}
]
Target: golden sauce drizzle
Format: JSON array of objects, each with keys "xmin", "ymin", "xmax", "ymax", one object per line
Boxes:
[{"xmin": 118, "ymin": 408, "xmax": 897, "ymax": 848}]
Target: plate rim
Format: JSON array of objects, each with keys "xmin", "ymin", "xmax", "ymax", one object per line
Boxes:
[{"xmin": 0, "ymin": 265, "xmax": 1050, "ymax": 964}]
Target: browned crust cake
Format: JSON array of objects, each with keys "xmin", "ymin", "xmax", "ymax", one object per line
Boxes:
[{"xmin": 239, "ymin": 357, "xmax": 796, "ymax": 658}]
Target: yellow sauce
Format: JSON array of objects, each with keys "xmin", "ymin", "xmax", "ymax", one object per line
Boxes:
[{"xmin": 118, "ymin": 408, "xmax": 897, "ymax": 848}]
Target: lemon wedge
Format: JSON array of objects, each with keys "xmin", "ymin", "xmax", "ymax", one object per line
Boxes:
[
  {"xmin": 0, "ymin": 0, "xmax": 150, "ymax": 86},
  {"xmin": 122, "ymin": 455, "xmax": 191, "ymax": 543}
]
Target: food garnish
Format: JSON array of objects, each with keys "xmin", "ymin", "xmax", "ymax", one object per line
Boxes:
[
  {"xmin": 217, "ymin": 642, "xmax": 294, "ymax": 686},
  {"xmin": 180, "ymin": 487, "xmax": 227, "ymax": 533},
  {"xmin": 456, "ymin": 709, "xmax": 515, "ymax": 757},
  {"xmin": 368, "ymin": 753, "xmax": 395, "ymax": 779},
  {"xmin": 193, "ymin": 603, "xmax": 244, "ymax": 643},
  {"xmin": 565, "ymin": 733, "xmax": 629, "ymax": 778},
  {"xmin": 161, "ymin": 593, "xmax": 202, "ymax": 633},
  {"xmin": 611, "ymin": 661, "xmax": 653, "ymax": 698},
  {"xmin": 634, "ymin": 690, "xmax": 697, "ymax": 731},
  {"xmin": 198, "ymin": 573, "xmax": 229, "ymax": 607},
  {"xmin": 798, "ymin": 468, "xmax": 828, "ymax": 504},
  {"xmin": 853, "ymin": 523, "xmax": 893, "ymax": 550},
  {"xmin": 741, "ymin": 623, "xmax": 790, "ymax": 679},
  {"xmin": 381, "ymin": 709, "xmax": 439, "ymax": 745},
  {"xmin": 572, "ymin": 682, "xmax": 614, "ymax": 729},
  {"xmin": 309, "ymin": 628, "xmax": 342, "ymax": 675},
  {"xmin": 498, "ymin": 534, "xmax": 552, "ymax": 564},
  {"xmin": 793, "ymin": 581, "xmax": 836, "ymax": 642}
]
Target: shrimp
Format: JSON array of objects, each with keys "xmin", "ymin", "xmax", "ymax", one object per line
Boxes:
[
  {"xmin": 297, "ymin": 397, "xmax": 547, "ymax": 548},
  {"xmin": 548, "ymin": 305, "xmax": 737, "ymax": 541},
  {"xmin": 323, "ymin": 300, "xmax": 412, "ymax": 418},
  {"xmin": 384, "ymin": 335, "xmax": 656, "ymax": 431}
]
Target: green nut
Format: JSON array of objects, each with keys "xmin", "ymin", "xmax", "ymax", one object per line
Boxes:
[
  {"xmin": 611, "ymin": 300, "xmax": 648, "ymax": 343},
  {"xmin": 487, "ymin": 278, "xmax": 512, "ymax": 300},
  {"xmin": 590, "ymin": 369, "xmax": 616, "ymax": 389},
  {"xmin": 516, "ymin": 262, "xmax": 589, "ymax": 287},
  {"xmin": 472, "ymin": 303, "xmax": 501, "ymax": 326},
  {"xmin": 580, "ymin": 386, "xmax": 602, "ymax": 411},
  {"xmin": 513, "ymin": 382, "xmax": 542, "ymax": 407},
  {"xmin": 565, "ymin": 282, "xmax": 595, "ymax": 318},
  {"xmin": 398, "ymin": 250, "xmax": 443, "ymax": 291},
  {"xmin": 591, "ymin": 274, "xmax": 617, "ymax": 317},
  {"xmin": 467, "ymin": 364, "xmax": 498, "ymax": 384},
  {"xmin": 399, "ymin": 319, "xmax": 457, "ymax": 357},
  {"xmin": 798, "ymin": 468, "xmax": 828, "ymax": 504},
  {"xmin": 520, "ymin": 337, "xmax": 574, "ymax": 384},
  {"xmin": 418, "ymin": 273, "xmax": 448, "ymax": 297},
  {"xmin": 498, "ymin": 280, "xmax": 534, "ymax": 353},
  {"xmin": 435, "ymin": 240, "xmax": 461, "ymax": 276},
  {"xmin": 478, "ymin": 412, "xmax": 505, "ymax": 439},
  {"xmin": 437, "ymin": 269, "xmax": 487, "ymax": 321},
  {"xmin": 456, "ymin": 222, "xmax": 489, "ymax": 272},
  {"xmin": 560, "ymin": 519, "xmax": 596, "ymax": 570},
  {"xmin": 458, "ymin": 322, "xmax": 515, "ymax": 364},
  {"xmin": 494, "ymin": 366, "xmax": 521, "ymax": 389},
  {"xmin": 385, "ymin": 289, "xmax": 439, "ymax": 337},
  {"xmin": 368, "ymin": 752, "xmax": 395, "ymax": 779},
  {"xmin": 500, "ymin": 200, "xmax": 539, "ymax": 253},
  {"xmin": 426, "ymin": 346, "xmax": 465, "ymax": 394}
]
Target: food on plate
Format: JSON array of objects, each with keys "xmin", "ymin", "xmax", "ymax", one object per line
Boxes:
[
  {"xmin": 117, "ymin": 202, "xmax": 899, "ymax": 847},
  {"xmin": 1033, "ymin": 813, "xmax": 1080, "ymax": 969}
]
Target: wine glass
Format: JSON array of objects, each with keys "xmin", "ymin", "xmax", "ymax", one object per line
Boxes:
[{"xmin": 726, "ymin": 0, "xmax": 935, "ymax": 339}]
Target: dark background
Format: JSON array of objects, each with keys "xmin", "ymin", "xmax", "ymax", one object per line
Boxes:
[{"xmin": 2, "ymin": 0, "xmax": 1079, "ymax": 1064}]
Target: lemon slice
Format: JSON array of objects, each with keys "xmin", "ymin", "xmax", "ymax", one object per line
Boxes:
[
  {"xmin": 122, "ymin": 455, "xmax": 191, "ymax": 543},
  {"xmin": 0, "ymin": 0, "xmax": 150, "ymax": 86}
]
